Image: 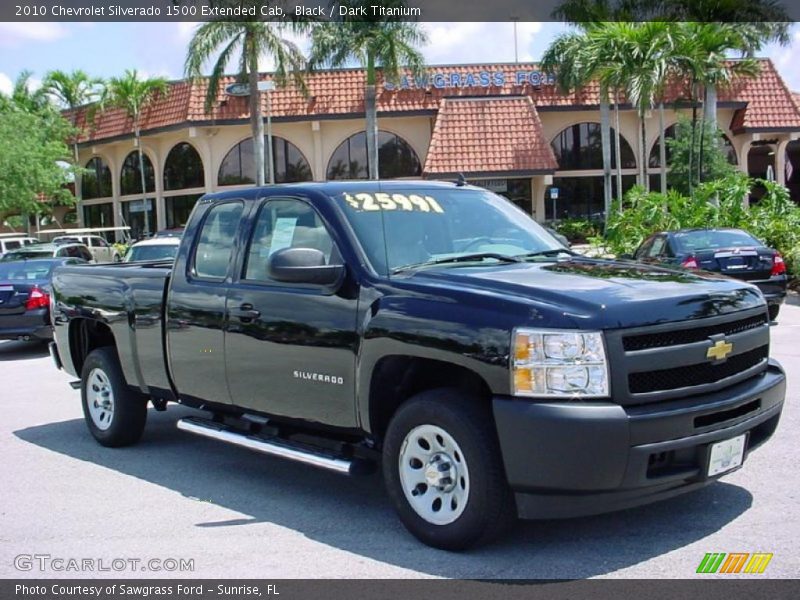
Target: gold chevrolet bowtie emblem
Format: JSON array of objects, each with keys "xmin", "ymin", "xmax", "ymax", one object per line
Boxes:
[{"xmin": 707, "ymin": 340, "xmax": 733, "ymax": 361}]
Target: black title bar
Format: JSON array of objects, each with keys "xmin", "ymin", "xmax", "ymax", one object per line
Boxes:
[{"xmin": 2, "ymin": 0, "xmax": 800, "ymax": 22}]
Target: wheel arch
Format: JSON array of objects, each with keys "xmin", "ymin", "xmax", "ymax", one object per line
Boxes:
[
  {"xmin": 365, "ymin": 354, "xmax": 492, "ymax": 446},
  {"xmin": 68, "ymin": 318, "xmax": 116, "ymax": 374}
]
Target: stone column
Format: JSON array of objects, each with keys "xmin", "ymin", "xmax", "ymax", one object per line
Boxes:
[
  {"xmin": 311, "ymin": 121, "xmax": 323, "ymax": 181},
  {"xmin": 150, "ymin": 146, "xmax": 166, "ymax": 232},
  {"xmin": 532, "ymin": 175, "xmax": 551, "ymax": 223},
  {"xmin": 776, "ymin": 139, "xmax": 790, "ymax": 186}
]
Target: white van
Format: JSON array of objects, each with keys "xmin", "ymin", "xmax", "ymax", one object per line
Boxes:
[{"xmin": 0, "ymin": 237, "xmax": 40, "ymax": 258}]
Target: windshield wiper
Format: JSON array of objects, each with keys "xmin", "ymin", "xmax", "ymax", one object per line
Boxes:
[
  {"xmin": 391, "ymin": 252, "xmax": 522, "ymax": 274},
  {"xmin": 516, "ymin": 248, "xmax": 576, "ymax": 260}
]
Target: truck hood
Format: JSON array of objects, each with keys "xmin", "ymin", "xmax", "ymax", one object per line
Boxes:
[{"xmin": 400, "ymin": 258, "xmax": 765, "ymax": 329}]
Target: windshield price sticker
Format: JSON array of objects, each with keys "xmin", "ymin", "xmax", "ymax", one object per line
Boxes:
[{"xmin": 343, "ymin": 192, "xmax": 444, "ymax": 213}]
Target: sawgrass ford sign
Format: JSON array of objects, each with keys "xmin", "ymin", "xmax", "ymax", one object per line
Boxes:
[{"xmin": 384, "ymin": 70, "xmax": 557, "ymax": 91}]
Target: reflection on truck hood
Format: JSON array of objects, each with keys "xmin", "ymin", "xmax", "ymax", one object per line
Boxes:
[{"xmin": 402, "ymin": 258, "xmax": 765, "ymax": 329}]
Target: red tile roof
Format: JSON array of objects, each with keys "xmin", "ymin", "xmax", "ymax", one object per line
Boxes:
[
  {"xmin": 423, "ymin": 97, "xmax": 558, "ymax": 176},
  {"xmin": 68, "ymin": 59, "xmax": 800, "ymax": 144},
  {"xmin": 723, "ymin": 60, "xmax": 800, "ymax": 132}
]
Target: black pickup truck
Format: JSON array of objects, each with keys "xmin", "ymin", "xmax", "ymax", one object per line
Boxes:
[{"xmin": 50, "ymin": 181, "xmax": 786, "ymax": 550}]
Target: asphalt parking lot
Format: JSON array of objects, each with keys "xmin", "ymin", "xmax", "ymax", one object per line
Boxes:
[{"xmin": 1, "ymin": 298, "xmax": 798, "ymax": 579}]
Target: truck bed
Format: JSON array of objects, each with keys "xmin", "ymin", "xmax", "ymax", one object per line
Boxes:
[{"xmin": 51, "ymin": 261, "xmax": 173, "ymax": 394}]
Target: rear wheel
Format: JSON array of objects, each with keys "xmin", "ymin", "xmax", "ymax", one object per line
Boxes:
[
  {"xmin": 382, "ymin": 388, "xmax": 515, "ymax": 550},
  {"xmin": 81, "ymin": 347, "xmax": 147, "ymax": 447}
]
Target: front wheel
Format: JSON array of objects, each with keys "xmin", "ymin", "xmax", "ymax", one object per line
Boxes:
[
  {"xmin": 81, "ymin": 347, "xmax": 147, "ymax": 447},
  {"xmin": 382, "ymin": 388, "xmax": 515, "ymax": 550}
]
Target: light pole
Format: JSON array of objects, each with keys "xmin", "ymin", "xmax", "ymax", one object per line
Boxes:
[
  {"xmin": 511, "ymin": 17, "xmax": 519, "ymax": 63},
  {"xmin": 259, "ymin": 80, "xmax": 276, "ymax": 184}
]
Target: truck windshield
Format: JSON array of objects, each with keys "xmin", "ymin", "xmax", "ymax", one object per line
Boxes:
[{"xmin": 333, "ymin": 187, "xmax": 565, "ymax": 275}]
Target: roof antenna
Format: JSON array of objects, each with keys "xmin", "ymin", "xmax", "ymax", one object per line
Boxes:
[{"xmin": 455, "ymin": 173, "xmax": 467, "ymax": 187}]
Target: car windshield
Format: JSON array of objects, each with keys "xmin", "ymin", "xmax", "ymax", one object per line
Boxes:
[
  {"xmin": 332, "ymin": 187, "xmax": 564, "ymax": 275},
  {"xmin": 0, "ymin": 261, "xmax": 54, "ymax": 280},
  {"xmin": 126, "ymin": 244, "xmax": 178, "ymax": 262},
  {"xmin": 674, "ymin": 229, "xmax": 762, "ymax": 253}
]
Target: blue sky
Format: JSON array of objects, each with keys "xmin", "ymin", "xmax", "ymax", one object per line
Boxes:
[{"xmin": 0, "ymin": 22, "xmax": 798, "ymax": 95}]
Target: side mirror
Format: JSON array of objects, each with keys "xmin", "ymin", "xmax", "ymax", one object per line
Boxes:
[{"xmin": 267, "ymin": 247, "xmax": 345, "ymax": 286}]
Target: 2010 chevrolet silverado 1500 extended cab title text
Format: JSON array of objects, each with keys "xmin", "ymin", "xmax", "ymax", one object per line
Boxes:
[{"xmin": 50, "ymin": 181, "xmax": 786, "ymax": 550}]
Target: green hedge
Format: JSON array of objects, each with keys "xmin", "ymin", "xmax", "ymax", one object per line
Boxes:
[{"xmin": 552, "ymin": 218, "xmax": 603, "ymax": 244}]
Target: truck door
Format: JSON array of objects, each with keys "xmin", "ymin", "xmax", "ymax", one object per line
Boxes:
[
  {"xmin": 167, "ymin": 200, "xmax": 246, "ymax": 406},
  {"xmin": 224, "ymin": 196, "xmax": 359, "ymax": 428}
]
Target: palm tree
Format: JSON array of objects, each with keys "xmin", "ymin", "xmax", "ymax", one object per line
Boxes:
[
  {"xmin": 104, "ymin": 70, "xmax": 168, "ymax": 237},
  {"xmin": 541, "ymin": 31, "xmax": 614, "ymax": 221},
  {"xmin": 542, "ymin": 23, "xmax": 634, "ymax": 219},
  {"xmin": 309, "ymin": 1, "xmax": 426, "ymax": 179},
  {"xmin": 552, "ymin": 0, "xmax": 789, "ymax": 193},
  {"xmin": 668, "ymin": 24, "xmax": 760, "ymax": 189},
  {"xmin": 10, "ymin": 70, "xmax": 48, "ymax": 113},
  {"xmin": 42, "ymin": 70, "xmax": 104, "ymax": 169},
  {"xmin": 185, "ymin": 19, "xmax": 306, "ymax": 186},
  {"xmin": 613, "ymin": 22, "xmax": 680, "ymax": 192}
]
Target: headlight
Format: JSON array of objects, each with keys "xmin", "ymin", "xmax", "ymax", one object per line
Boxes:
[{"xmin": 512, "ymin": 329, "xmax": 609, "ymax": 398}]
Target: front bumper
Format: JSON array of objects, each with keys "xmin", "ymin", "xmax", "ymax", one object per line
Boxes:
[{"xmin": 493, "ymin": 359, "xmax": 785, "ymax": 519}]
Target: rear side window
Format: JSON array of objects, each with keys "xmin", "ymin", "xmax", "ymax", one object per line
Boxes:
[
  {"xmin": 79, "ymin": 247, "xmax": 93, "ymax": 261},
  {"xmin": 4, "ymin": 241, "xmax": 21, "ymax": 251},
  {"xmin": 193, "ymin": 202, "xmax": 244, "ymax": 280}
]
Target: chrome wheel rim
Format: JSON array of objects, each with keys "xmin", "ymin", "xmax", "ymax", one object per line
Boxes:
[
  {"xmin": 86, "ymin": 368, "xmax": 114, "ymax": 431},
  {"xmin": 398, "ymin": 424, "xmax": 470, "ymax": 525}
]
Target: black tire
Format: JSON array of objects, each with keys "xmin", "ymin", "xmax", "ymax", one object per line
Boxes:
[
  {"xmin": 80, "ymin": 347, "xmax": 147, "ymax": 447},
  {"xmin": 382, "ymin": 388, "xmax": 515, "ymax": 550},
  {"xmin": 768, "ymin": 304, "xmax": 780, "ymax": 322}
]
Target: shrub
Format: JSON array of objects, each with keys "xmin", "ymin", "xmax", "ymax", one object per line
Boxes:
[
  {"xmin": 553, "ymin": 218, "xmax": 602, "ymax": 244},
  {"xmin": 605, "ymin": 174, "xmax": 800, "ymax": 278},
  {"xmin": 112, "ymin": 242, "xmax": 129, "ymax": 258},
  {"xmin": 666, "ymin": 116, "xmax": 738, "ymax": 196}
]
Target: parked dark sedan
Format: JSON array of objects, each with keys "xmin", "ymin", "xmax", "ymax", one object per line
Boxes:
[
  {"xmin": 633, "ymin": 228, "xmax": 787, "ymax": 320},
  {"xmin": 0, "ymin": 258, "xmax": 86, "ymax": 341}
]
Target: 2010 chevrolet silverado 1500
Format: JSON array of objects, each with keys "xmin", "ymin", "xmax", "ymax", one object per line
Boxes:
[{"xmin": 50, "ymin": 181, "xmax": 786, "ymax": 550}]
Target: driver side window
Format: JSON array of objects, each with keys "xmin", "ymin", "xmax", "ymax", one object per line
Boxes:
[{"xmin": 244, "ymin": 198, "xmax": 340, "ymax": 282}]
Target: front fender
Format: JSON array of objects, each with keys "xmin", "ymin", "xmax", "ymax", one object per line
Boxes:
[{"xmin": 355, "ymin": 289, "xmax": 514, "ymax": 431}]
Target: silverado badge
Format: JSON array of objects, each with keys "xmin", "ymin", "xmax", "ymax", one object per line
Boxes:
[{"xmin": 707, "ymin": 339, "xmax": 734, "ymax": 361}]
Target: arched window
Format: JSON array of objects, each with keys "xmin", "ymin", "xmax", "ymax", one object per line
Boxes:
[
  {"xmin": 326, "ymin": 131, "xmax": 422, "ymax": 180},
  {"xmin": 648, "ymin": 125, "xmax": 737, "ymax": 168},
  {"xmin": 82, "ymin": 157, "xmax": 112, "ymax": 199},
  {"xmin": 218, "ymin": 136, "xmax": 312, "ymax": 186},
  {"xmin": 551, "ymin": 122, "xmax": 636, "ymax": 170},
  {"xmin": 120, "ymin": 151, "xmax": 155, "ymax": 196},
  {"xmin": 164, "ymin": 142, "xmax": 205, "ymax": 190}
]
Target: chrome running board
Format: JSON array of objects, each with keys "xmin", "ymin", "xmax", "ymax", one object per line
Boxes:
[{"xmin": 177, "ymin": 416, "xmax": 362, "ymax": 475}]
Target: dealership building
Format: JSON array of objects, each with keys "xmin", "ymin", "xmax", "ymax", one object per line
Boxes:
[{"xmin": 67, "ymin": 60, "xmax": 800, "ymax": 238}]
